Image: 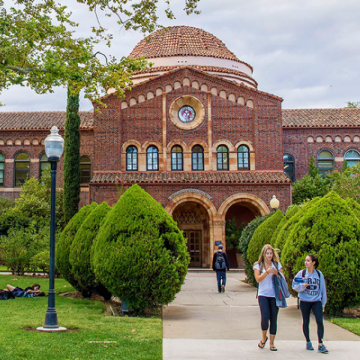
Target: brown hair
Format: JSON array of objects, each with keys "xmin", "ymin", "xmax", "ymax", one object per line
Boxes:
[
  {"xmin": 307, "ymin": 254, "xmax": 319, "ymax": 268},
  {"xmin": 36, "ymin": 291, "xmax": 46, "ymax": 297},
  {"xmin": 254, "ymin": 244, "xmax": 280, "ymax": 267},
  {"xmin": 31, "ymin": 283, "xmax": 41, "ymax": 290}
]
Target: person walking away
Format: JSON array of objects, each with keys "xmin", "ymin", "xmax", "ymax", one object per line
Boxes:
[
  {"xmin": 253, "ymin": 244, "xmax": 283, "ymax": 351},
  {"xmin": 292, "ymin": 254, "xmax": 328, "ymax": 354},
  {"xmin": 212, "ymin": 244, "xmax": 230, "ymax": 293}
]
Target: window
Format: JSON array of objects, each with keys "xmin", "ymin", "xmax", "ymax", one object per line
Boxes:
[
  {"xmin": 283, "ymin": 154, "xmax": 295, "ymax": 181},
  {"xmin": 147, "ymin": 146, "xmax": 159, "ymax": 171},
  {"xmin": 0, "ymin": 153, "xmax": 4, "ymax": 187},
  {"xmin": 39, "ymin": 153, "xmax": 50, "ymax": 182},
  {"xmin": 126, "ymin": 146, "xmax": 138, "ymax": 171},
  {"xmin": 171, "ymin": 145, "xmax": 183, "ymax": 171},
  {"xmin": 192, "ymin": 145, "xmax": 204, "ymax": 171},
  {"xmin": 80, "ymin": 155, "xmax": 91, "ymax": 185},
  {"xmin": 217, "ymin": 145, "xmax": 229, "ymax": 170},
  {"xmin": 317, "ymin": 150, "xmax": 334, "ymax": 177},
  {"xmin": 345, "ymin": 149, "xmax": 360, "ymax": 168},
  {"xmin": 14, "ymin": 152, "xmax": 30, "ymax": 187},
  {"xmin": 238, "ymin": 145, "xmax": 250, "ymax": 170}
]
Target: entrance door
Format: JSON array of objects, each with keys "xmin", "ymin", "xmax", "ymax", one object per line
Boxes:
[{"xmin": 185, "ymin": 230, "xmax": 202, "ymax": 267}]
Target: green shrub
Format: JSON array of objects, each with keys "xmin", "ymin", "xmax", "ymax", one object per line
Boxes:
[
  {"xmin": 272, "ymin": 205, "xmax": 300, "ymax": 250},
  {"xmin": 238, "ymin": 213, "xmax": 273, "ymax": 286},
  {"xmin": 225, "ymin": 218, "xmax": 245, "ymax": 250},
  {"xmin": 247, "ymin": 210, "xmax": 284, "ymax": 270},
  {"xmin": 345, "ymin": 198, "xmax": 360, "ymax": 218},
  {"xmin": 92, "ymin": 184, "xmax": 190, "ymax": 314},
  {"xmin": 281, "ymin": 192, "xmax": 360, "ymax": 314},
  {"xmin": 274, "ymin": 197, "xmax": 321, "ymax": 253},
  {"xmin": 69, "ymin": 202, "xmax": 112, "ymax": 298},
  {"xmin": 56, "ymin": 203, "xmax": 98, "ymax": 286},
  {"xmin": 30, "ymin": 251, "xmax": 50, "ymax": 274}
]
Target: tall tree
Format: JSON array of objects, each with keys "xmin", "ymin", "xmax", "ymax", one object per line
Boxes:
[{"xmin": 345, "ymin": 101, "xmax": 360, "ymax": 108}]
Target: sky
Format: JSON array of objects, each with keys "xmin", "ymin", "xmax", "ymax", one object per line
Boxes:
[{"xmin": 1, "ymin": 0, "xmax": 360, "ymax": 111}]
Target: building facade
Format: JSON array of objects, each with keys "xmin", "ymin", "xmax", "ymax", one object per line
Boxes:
[{"xmin": 1, "ymin": 26, "xmax": 359, "ymax": 267}]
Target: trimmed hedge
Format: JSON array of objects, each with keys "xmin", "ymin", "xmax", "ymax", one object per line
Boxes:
[
  {"xmin": 55, "ymin": 203, "xmax": 98, "ymax": 287},
  {"xmin": 247, "ymin": 210, "xmax": 284, "ymax": 269},
  {"xmin": 281, "ymin": 192, "xmax": 360, "ymax": 314},
  {"xmin": 92, "ymin": 184, "xmax": 190, "ymax": 313},
  {"xmin": 69, "ymin": 202, "xmax": 112, "ymax": 298},
  {"xmin": 238, "ymin": 213, "xmax": 273, "ymax": 286}
]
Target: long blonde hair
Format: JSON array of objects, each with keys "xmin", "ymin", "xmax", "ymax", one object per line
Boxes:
[{"xmin": 254, "ymin": 244, "xmax": 280, "ymax": 267}]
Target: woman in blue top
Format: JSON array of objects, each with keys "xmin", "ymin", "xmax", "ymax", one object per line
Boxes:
[
  {"xmin": 253, "ymin": 244, "xmax": 283, "ymax": 352},
  {"xmin": 292, "ymin": 254, "xmax": 328, "ymax": 354}
]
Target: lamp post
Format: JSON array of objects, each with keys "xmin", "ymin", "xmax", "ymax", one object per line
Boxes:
[
  {"xmin": 37, "ymin": 126, "xmax": 66, "ymax": 332},
  {"xmin": 270, "ymin": 195, "xmax": 280, "ymax": 212}
]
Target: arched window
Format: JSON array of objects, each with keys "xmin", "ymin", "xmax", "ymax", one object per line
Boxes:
[
  {"xmin": 238, "ymin": 145, "xmax": 250, "ymax": 170},
  {"xmin": 283, "ymin": 154, "xmax": 295, "ymax": 181},
  {"xmin": 126, "ymin": 146, "xmax": 138, "ymax": 171},
  {"xmin": 317, "ymin": 150, "xmax": 334, "ymax": 177},
  {"xmin": 39, "ymin": 153, "xmax": 50, "ymax": 182},
  {"xmin": 14, "ymin": 152, "xmax": 30, "ymax": 187},
  {"xmin": 147, "ymin": 146, "xmax": 159, "ymax": 171},
  {"xmin": 192, "ymin": 145, "xmax": 204, "ymax": 171},
  {"xmin": 0, "ymin": 153, "xmax": 4, "ymax": 187},
  {"xmin": 80, "ymin": 155, "xmax": 91, "ymax": 185},
  {"xmin": 171, "ymin": 145, "xmax": 183, "ymax": 171},
  {"xmin": 345, "ymin": 149, "xmax": 360, "ymax": 168},
  {"xmin": 217, "ymin": 145, "xmax": 229, "ymax": 170}
]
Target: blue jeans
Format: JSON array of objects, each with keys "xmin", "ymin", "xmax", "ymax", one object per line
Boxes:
[{"xmin": 216, "ymin": 270, "xmax": 226, "ymax": 292}]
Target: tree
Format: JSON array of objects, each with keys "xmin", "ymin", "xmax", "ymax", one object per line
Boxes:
[
  {"xmin": 345, "ymin": 101, "xmax": 360, "ymax": 108},
  {"xmin": 92, "ymin": 184, "xmax": 189, "ymax": 314},
  {"xmin": 292, "ymin": 156, "xmax": 331, "ymax": 204},
  {"xmin": 281, "ymin": 192, "xmax": 360, "ymax": 314}
]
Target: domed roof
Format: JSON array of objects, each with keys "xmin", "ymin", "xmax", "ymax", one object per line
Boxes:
[{"xmin": 129, "ymin": 26, "xmax": 240, "ymax": 62}]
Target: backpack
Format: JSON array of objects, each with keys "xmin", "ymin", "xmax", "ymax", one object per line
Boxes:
[
  {"xmin": 215, "ymin": 253, "xmax": 226, "ymax": 270},
  {"xmin": 296, "ymin": 268, "xmax": 322, "ymax": 309}
]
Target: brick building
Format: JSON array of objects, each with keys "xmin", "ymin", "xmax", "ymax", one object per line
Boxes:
[{"xmin": 1, "ymin": 26, "xmax": 360, "ymax": 268}]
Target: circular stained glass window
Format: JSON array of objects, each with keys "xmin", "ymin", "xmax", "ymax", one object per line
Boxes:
[{"xmin": 178, "ymin": 106, "xmax": 196, "ymax": 123}]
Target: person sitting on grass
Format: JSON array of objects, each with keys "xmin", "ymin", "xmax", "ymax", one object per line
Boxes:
[{"xmin": 2, "ymin": 283, "xmax": 45, "ymax": 298}]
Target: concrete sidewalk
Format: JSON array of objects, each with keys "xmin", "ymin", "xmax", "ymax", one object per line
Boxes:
[{"xmin": 163, "ymin": 272, "xmax": 360, "ymax": 359}]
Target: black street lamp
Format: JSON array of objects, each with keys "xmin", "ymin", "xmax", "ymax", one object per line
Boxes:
[
  {"xmin": 37, "ymin": 126, "xmax": 66, "ymax": 332},
  {"xmin": 270, "ymin": 195, "xmax": 280, "ymax": 212}
]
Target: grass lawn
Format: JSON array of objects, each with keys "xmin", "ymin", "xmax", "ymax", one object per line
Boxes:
[
  {"xmin": 0, "ymin": 275, "xmax": 162, "ymax": 360},
  {"xmin": 331, "ymin": 317, "xmax": 360, "ymax": 336},
  {"xmin": 0, "ymin": 265, "xmax": 8, "ymax": 271}
]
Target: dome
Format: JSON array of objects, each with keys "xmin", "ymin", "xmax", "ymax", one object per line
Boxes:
[
  {"xmin": 129, "ymin": 26, "xmax": 241, "ymax": 62},
  {"xmin": 127, "ymin": 26, "xmax": 257, "ymax": 89}
]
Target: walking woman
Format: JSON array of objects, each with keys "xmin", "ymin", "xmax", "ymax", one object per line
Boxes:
[
  {"xmin": 292, "ymin": 254, "xmax": 328, "ymax": 354},
  {"xmin": 253, "ymin": 244, "xmax": 283, "ymax": 351}
]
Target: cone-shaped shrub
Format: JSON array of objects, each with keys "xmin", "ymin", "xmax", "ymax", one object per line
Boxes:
[
  {"xmin": 56, "ymin": 203, "xmax": 98, "ymax": 287},
  {"xmin": 274, "ymin": 197, "xmax": 321, "ymax": 253},
  {"xmin": 69, "ymin": 202, "xmax": 112, "ymax": 299},
  {"xmin": 92, "ymin": 184, "xmax": 190, "ymax": 313},
  {"xmin": 345, "ymin": 198, "xmax": 360, "ymax": 219},
  {"xmin": 247, "ymin": 210, "xmax": 284, "ymax": 269},
  {"xmin": 272, "ymin": 205, "xmax": 300, "ymax": 250},
  {"xmin": 238, "ymin": 214, "xmax": 273, "ymax": 286},
  {"xmin": 281, "ymin": 192, "xmax": 360, "ymax": 314}
]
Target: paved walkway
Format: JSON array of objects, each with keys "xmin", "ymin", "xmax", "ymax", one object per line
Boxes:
[{"xmin": 163, "ymin": 272, "xmax": 360, "ymax": 359}]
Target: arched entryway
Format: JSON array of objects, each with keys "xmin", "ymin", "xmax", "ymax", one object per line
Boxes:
[{"xmin": 172, "ymin": 201, "xmax": 210, "ymax": 268}]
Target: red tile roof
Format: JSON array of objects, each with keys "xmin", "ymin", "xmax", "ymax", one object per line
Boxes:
[
  {"xmin": 0, "ymin": 111, "xmax": 93, "ymax": 130},
  {"xmin": 91, "ymin": 171, "xmax": 291, "ymax": 184},
  {"xmin": 129, "ymin": 26, "xmax": 248, "ymax": 65},
  {"xmin": 282, "ymin": 108, "xmax": 360, "ymax": 128}
]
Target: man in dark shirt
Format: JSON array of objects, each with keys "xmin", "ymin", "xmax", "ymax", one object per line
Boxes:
[{"xmin": 212, "ymin": 244, "xmax": 230, "ymax": 293}]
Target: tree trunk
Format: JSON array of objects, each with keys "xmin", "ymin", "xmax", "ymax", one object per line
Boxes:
[{"xmin": 63, "ymin": 87, "xmax": 81, "ymax": 224}]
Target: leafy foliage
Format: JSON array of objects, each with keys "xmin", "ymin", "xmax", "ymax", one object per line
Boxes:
[
  {"xmin": 238, "ymin": 213, "xmax": 273, "ymax": 286},
  {"xmin": 225, "ymin": 218, "xmax": 245, "ymax": 250},
  {"xmin": 92, "ymin": 184, "xmax": 189, "ymax": 313},
  {"xmin": 281, "ymin": 192, "xmax": 360, "ymax": 314},
  {"xmin": 56, "ymin": 203, "xmax": 98, "ymax": 287},
  {"xmin": 346, "ymin": 101, "xmax": 360, "ymax": 108},
  {"xmin": 69, "ymin": 202, "xmax": 112, "ymax": 298}
]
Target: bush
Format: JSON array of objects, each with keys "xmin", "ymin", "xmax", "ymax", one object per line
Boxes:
[
  {"xmin": 55, "ymin": 203, "xmax": 98, "ymax": 286},
  {"xmin": 92, "ymin": 184, "xmax": 190, "ymax": 314},
  {"xmin": 272, "ymin": 205, "xmax": 300, "ymax": 250},
  {"xmin": 247, "ymin": 210, "xmax": 284, "ymax": 269},
  {"xmin": 281, "ymin": 192, "xmax": 360, "ymax": 314},
  {"xmin": 238, "ymin": 213, "xmax": 273, "ymax": 286},
  {"xmin": 225, "ymin": 218, "xmax": 245, "ymax": 250},
  {"xmin": 30, "ymin": 251, "xmax": 50, "ymax": 274},
  {"xmin": 69, "ymin": 202, "xmax": 112, "ymax": 298}
]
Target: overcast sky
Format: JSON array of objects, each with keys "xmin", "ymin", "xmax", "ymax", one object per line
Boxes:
[{"xmin": 2, "ymin": 0, "xmax": 360, "ymax": 112}]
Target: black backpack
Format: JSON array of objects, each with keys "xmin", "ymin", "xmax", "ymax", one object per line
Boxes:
[{"xmin": 215, "ymin": 253, "xmax": 226, "ymax": 270}]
